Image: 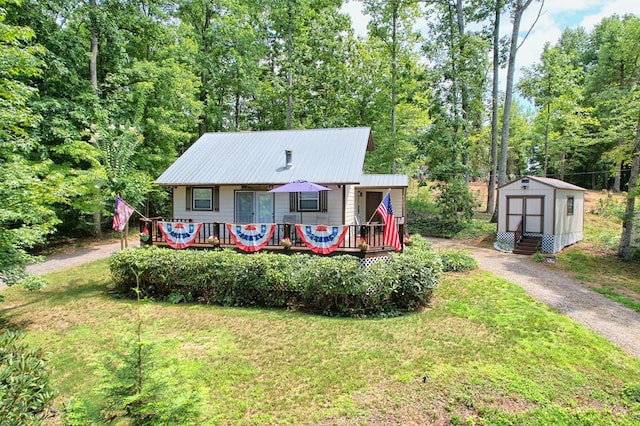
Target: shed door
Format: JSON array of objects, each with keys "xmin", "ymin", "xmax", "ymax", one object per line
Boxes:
[{"xmin": 507, "ymin": 196, "xmax": 544, "ymax": 234}]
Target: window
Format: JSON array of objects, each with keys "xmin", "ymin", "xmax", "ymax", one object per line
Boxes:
[
  {"xmin": 188, "ymin": 187, "xmax": 219, "ymax": 211},
  {"xmin": 567, "ymin": 196, "xmax": 575, "ymax": 216},
  {"xmin": 298, "ymin": 192, "xmax": 319, "ymax": 211}
]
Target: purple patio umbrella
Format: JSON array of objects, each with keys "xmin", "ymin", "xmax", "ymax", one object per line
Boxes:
[
  {"xmin": 268, "ymin": 180, "xmax": 331, "ymax": 193},
  {"xmin": 269, "ymin": 180, "xmax": 331, "ymax": 223}
]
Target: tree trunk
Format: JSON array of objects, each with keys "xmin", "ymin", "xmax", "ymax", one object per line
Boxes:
[
  {"xmin": 543, "ymin": 98, "xmax": 550, "ymax": 176},
  {"xmin": 614, "ymin": 156, "xmax": 622, "ymax": 192},
  {"xmin": 390, "ymin": 0, "xmax": 398, "ymax": 172},
  {"xmin": 487, "ymin": 0, "xmax": 501, "ymax": 217},
  {"xmin": 495, "ymin": 0, "xmax": 534, "ymax": 224},
  {"xmin": 89, "ymin": 0, "xmax": 98, "ymax": 93},
  {"xmin": 198, "ymin": 6, "xmax": 212, "ymax": 136},
  {"xmin": 90, "ymin": 0, "xmax": 101, "ymax": 238},
  {"xmin": 286, "ymin": 0, "xmax": 293, "ymax": 130},
  {"xmin": 456, "ymin": 0, "xmax": 470, "ymax": 184},
  {"xmin": 618, "ymin": 112, "xmax": 640, "ymax": 260}
]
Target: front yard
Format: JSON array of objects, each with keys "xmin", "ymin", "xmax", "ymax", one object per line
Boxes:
[{"xmin": 1, "ymin": 256, "xmax": 639, "ymax": 424}]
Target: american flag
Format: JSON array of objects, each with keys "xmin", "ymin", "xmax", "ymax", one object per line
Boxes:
[
  {"xmin": 376, "ymin": 193, "xmax": 401, "ymax": 251},
  {"xmin": 112, "ymin": 197, "xmax": 135, "ymax": 232}
]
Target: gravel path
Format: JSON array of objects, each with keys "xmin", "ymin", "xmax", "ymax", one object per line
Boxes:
[
  {"xmin": 16, "ymin": 238, "xmax": 640, "ymax": 359},
  {"xmin": 429, "ymin": 238, "xmax": 640, "ymax": 359},
  {"xmin": 25, "ymin": 240, "xmax": 138, "ymax": 276}
]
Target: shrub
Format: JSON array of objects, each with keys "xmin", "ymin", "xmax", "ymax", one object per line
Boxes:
[
  {"xmin": 432, "ymin": 179, "xmax": 477, "ymax": 227},
  {"xmin": 439, "ymin": 249, "xmax": 478, "ymax": 272},
  {"xmin": 386, "ymin": 249, "xmax": 442, "ymax": 309},
  {"xmin": 109, "ymin": 244, "xmax": 443, "ymax": 317},
  {"xmin": 0, "ymin": 331, "xmax": 57, "ymax": 425}
]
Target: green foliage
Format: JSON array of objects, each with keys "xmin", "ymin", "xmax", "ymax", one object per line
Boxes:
[
  {"xmin": 432, "ymin": 179, "xmax": 477, "ymax": 226},
  {"xmin": 622, "ymin": 383, "xmax": 640, "ymax": 403},
  {"xmin": 532, "ymin": 252, "xmax": 545, "ymax": 263},
  {"xmin": 65, "ymin": 339, "xmax": 202, "ymax": 426},
  {"xmin": 0, "ymin": 331, "xmax": 57, "ymax": 425},
  {"xmin": 0, "ymin": 6, "xmax": 62, "ymax": 287},
  {"xmin": 109, "ymin": 246, "xmax": 443, "ymax": 317},
  {"xmin": 439, "ymin": 249, "xmax": 478, "ymax": 272}
]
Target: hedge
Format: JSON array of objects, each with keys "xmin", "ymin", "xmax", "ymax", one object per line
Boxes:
[{"xmin": 109, "ymin": 244, "xmax": 443, "ymax": 317}]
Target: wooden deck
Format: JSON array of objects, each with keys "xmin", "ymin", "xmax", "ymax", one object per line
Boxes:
[{"xmin": 140, "ymin": 219, "xmax": 404, "ymax": 257}]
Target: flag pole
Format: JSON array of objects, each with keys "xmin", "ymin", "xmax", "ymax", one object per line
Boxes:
[{"xmin": 366, "ymin": 189, "xmax": 391, "ymax": 224}]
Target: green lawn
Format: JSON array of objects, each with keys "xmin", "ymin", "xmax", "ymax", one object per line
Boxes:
[
  {"xmin": 2, "ymin": 258, "xmax": 640, "ymax": 424},
  {"xmin": 554, "ymin": 201, "xmax": 640, "ymax": 313}
]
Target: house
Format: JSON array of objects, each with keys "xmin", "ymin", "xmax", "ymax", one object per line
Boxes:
[
  {"xmin": 151, "ymin": 127, "xmax": 408, "ymax": 253},
  {"xmin": 497, "ymin": 176, "xmax": 586, "ymax": 254}
]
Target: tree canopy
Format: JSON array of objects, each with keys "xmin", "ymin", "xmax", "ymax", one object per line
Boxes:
[{"xmin": 2, "ymin": 0, "xmax": 639, "ymax": 264}]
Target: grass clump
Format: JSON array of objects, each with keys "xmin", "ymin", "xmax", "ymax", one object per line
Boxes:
[{"xmin": 438, "ymin": 249, "xmax": 478, "ymax": 272}]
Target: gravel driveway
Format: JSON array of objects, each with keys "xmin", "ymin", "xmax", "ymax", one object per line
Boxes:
[
  {"xmin": 16, "ymin": 238, "xmax": 640, "ymax": 359},
  {"xmin": 429, "ymin": 237, "xmax": 640, "ymax": 359},
  {"xmin": 25, "ymin": 240, "xmax": 138, "ymax": 275}
]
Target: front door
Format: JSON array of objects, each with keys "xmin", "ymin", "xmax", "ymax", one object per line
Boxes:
[
  {"xmin": 235, "ymin": 191, "xmax": 274, "ymax": 223},
  {"xmin": 366, "ymin": 192, "xmax": 383, "ymax": 223},
  {"xmin": 507, "ymin": 196, "xmax": 544, "ymax": 233}
]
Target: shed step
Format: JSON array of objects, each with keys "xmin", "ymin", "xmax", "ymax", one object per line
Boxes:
[{"xmin": 513, "ymin": 236, "xmax": 541, "ymax": 255}]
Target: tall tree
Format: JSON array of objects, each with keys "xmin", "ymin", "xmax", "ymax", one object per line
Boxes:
[
  {"xmin": 492, "ymin": 0, "xmax": 542, "ymax": 221},
  {"xmin": 422, "ymin": 0, "xmax": 489, "ymax": 182},
  {"xmin": 0, "ymin": 2, "xmax": 63, "ymax": 287},
  {"xmin": 487, "ymin": 0, "xmax": 503, "ymax": 214},
  {"xmin": 364, "ymin": 0, "xmax": 420, "ymax": 172},
  {"xmin": 583, "ymin": 15, "xmax": 640, "ymax": 259}
]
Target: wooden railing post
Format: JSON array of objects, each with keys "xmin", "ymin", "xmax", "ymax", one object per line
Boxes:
[{"xmin": 214, "ymin": 222, "xmax": 221, "ymax": 242}]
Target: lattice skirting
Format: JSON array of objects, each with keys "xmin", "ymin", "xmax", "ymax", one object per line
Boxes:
[
  {"xmin": 359, "ymin": 255, "xmax": 389, "ymax": 268},
  {"xmin": 497, "ymin": 232, "xmax": 582, "ymax": 253}
]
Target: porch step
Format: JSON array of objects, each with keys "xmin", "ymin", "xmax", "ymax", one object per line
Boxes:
[{"xmin": 513, "ymin": 236, "xmax": 541, "ymax": 255}]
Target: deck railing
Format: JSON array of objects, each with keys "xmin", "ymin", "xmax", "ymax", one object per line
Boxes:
[
  {"xmin": 140, "ymin": 219, "xmax": 399, "ymax": 252},
  {"xmin": 513, "ymin": 219, "xmax": 523, "ymax": 246}
]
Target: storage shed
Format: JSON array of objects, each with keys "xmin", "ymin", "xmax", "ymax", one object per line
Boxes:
[{"xmin": 497, "ymin": 176, "xmax": 586, "ymax": 253}]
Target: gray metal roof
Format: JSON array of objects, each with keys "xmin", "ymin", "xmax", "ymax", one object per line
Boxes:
[
  {"xmin": 356, "ymin": 174, "xmax": 408, "ymax": 188},
  {"xmin": 155, "ymin": 127, "xmax": 374, "ymax": 186},
  {"xmin": 500, "ymin": 176, "xmax": 586, "ymax": 191}
]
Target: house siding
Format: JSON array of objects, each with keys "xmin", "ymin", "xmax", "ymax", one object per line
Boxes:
[{"xmin": 173, "ymin": 185, "xmax": 348, "ymax": 225}]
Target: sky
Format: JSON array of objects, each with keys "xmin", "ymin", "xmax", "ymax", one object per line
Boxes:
[{"xmin": 341, "ymin": 0, "xmax": 640, "ymax": 89}]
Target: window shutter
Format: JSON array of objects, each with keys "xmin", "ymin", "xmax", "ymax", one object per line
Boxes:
[
  {"xmin": 289, "ymin": 193, "xmax": 298, "ymax": 212},
  {"xmin": 186, "ymin": 187, "xmax": 191, "ymax": 211},
  {"xmin": 320, "ymin": 191, "xmax": 328, "ymax": 212},
  {"xmin": 214, "ymin": 186, "xmax": 220, "ymax": 212}
]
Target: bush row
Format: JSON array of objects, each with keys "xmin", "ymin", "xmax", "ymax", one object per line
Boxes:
[{"xmin": 109, "ymin": 243, "xmax": 444, "ymax": 317}]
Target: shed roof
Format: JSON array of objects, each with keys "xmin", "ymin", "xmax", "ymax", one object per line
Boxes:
[
  {"xmin": 356, "ymin": 174, "xmax": 408, "ymax": 188},
  {"xmin": 500, "ymin": 176, "xmax": 586, "ymax": 191},
  {"xmin": 155, "ymin": 127, "xmax": 374, "ymax": 186}
]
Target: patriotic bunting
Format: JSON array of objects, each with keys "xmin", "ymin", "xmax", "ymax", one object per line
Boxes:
[
  {"xmin": 227, "ymin": 223, "xmax": 276, "ymax": 252},
  {"xmin": 295, "ymin": 224, "xmax": 349, "ymax": 255},
  {"xmin": 158, "ymin": 222, "xmax": 202, "ymax": 249}
]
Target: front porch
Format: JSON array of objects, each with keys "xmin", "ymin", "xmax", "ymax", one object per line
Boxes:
[{"xmin": 140, "ymin": 219, "xmax": 404, "ymax": 257}]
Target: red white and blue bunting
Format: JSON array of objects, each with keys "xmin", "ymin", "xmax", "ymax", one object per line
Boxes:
[
  {"xmin": 227, "ymin": 223, "xmax": 276, "ymax": 252},
  {"xmin": 158, "ymin": 222, "xmax": 202, "ymax": 249},
  {"xmin": 295, "ymin": 224, "xmax": 348, "ymax": 255}
]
